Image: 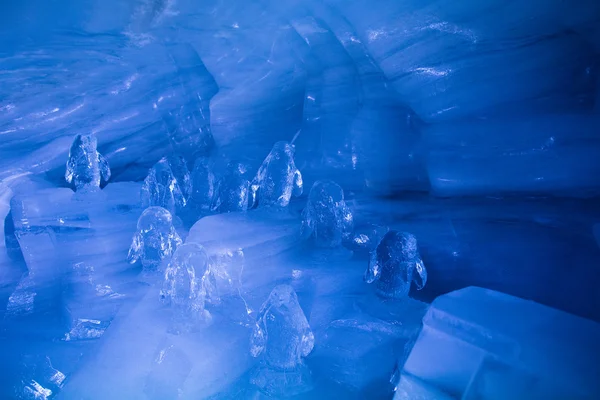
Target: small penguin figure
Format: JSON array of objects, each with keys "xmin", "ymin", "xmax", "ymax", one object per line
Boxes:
[
  {"xmin": 250, "ymin": 141, "xmax": 303, "ymax": 209},
  {"xmin": 65, "ymin": 133, "xmax": 111, "ymax": 192},
  {"xmin": 188, "ymin": 156, "xmax": 216, "ymax": 215},
  {"xmin": 128, "ymin": 207, "xmax": 182, "ymax": 272},
  {"xmin": 213, "ymin": 162, "xmax": 252, "ymax": 213},
  {"xmin": 160, "ymin": 243, "xmax": 219, "ymax": 329},
  {"xmin": 165, "ymin": 154, "xmax": 192, "ymax": 200},
  {"xmin": 365, "ymin": 230, "xmax": 427, "ymax": 299},
  {"xmin": 301, "ymin": 180, "xmax": 353, "ymax": 248},
  {"xmin": 141, "ymin": 158, "xmax": 187, "ymax": 215},
  {"xmin": 250, "ymin": 285, "xmax": 314, "ymax": 395}
]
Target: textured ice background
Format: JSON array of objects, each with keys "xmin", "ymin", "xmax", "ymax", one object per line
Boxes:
[{"xmin": 1, "ymin": 0, "xmax": 600, "ymax": 399}]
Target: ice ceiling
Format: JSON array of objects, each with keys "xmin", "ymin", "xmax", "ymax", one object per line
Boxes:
[{"xmin": 1, "ymin": 0, "xmax": 600, "ymax": 399}]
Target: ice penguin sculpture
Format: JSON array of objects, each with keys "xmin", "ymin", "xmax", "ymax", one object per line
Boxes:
[
  {"xmin": 213, "ymin": 162, "xmax": 252, "ymax": 213},
  {"xmin": 250, "ymin": 141, "xmax": 303, "ymax": 209},
  {"xmin": 65, "ymin": 133, "xmax": 111, "ymax": 192},
  {"xmin": 160, "ymin": 243, "xmax": 218, "ymax": 332},
  {"xmin": 250, "ymin": 284, "xmax": 315, "ymax": 396},
  {"xmin": 128, "ymin": 207, "xmax": 182, "ymax": 272},
  {"xmin": 365, "ymin": 230, "xmax": 427, "ymax": 299},
  {"xmin": 141, "ymin": 158, "xmax": 187, "ymax": 215},
  {"xmin": 301, "ymin": 180, "xmax": 353, "ymax": 248}
]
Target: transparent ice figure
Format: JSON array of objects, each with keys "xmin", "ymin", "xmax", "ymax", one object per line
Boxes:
[
  {"xmin": 127, "ymin": 207, "xmax": 182, "ymax": 272},
  {"xmin": 213, "ymin": 163, "xmax": 251, "ymax": 213},
  {"xmin": 250, "ymin": 141, "xmax": 303, "ymax": 209},
  {"xmin": 165, "ymin": 154, "xmax": 192, "ymax": 200},
  {"xmin": 301, "ymin": 180, "xmax": 354, "ymax": 248},
  {"xmin": 65, "ymin": 133, "xmax": 110, "ymax": 192},
  {"xmin": 141, "ymin": 158, "xmax": 186, "ymax": 215},
  {"xmin": 365, "ymin": 230, "xmax": 428, "ymax": 299},
  {"xmin": 250, "ymin": 285, "xmax": 314, "ymax": 395},
  {"xmin": 188, "ymin": 157, "xmax": 216, "ymax": 214},
  {"xmin": 160, "ymin": 243, "xmax": 218, "ymax": 329}
]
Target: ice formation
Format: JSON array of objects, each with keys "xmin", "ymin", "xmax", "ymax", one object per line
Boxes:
[
  {"xmin": 160, "ymin": 243, "xmax": 218, "ymax": 325},
  {"xmin": 128, "ymin": 207, "xmax": 182, "ymax": 271},
  {"xmin": 65, "ymin": 134, "xmax": 110, "ymax": 193},
  {"xmin": 302, "ymin": 180, "xmax": 353, "ymax": 248},
  {"xmin": 250, "ymin": 284, "xmax": 314, "ymax": 395},
  {"xmin": 250, "ymin": 141, "xmax": 303, "ymax": 209},
  {"xmin": 141, "ymin": 158, "xmax": 187, "ymax": 215},
  {"xmin": 365, "ymin": 230, "xmax": 427, "ymax": 299}
]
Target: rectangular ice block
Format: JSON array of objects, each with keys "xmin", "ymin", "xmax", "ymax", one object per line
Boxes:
[{"xmin": 397, "ymin": 286, "xmax": 600, "ymax": 399}]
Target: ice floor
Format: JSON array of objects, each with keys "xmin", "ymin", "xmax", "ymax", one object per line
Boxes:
[{"xmin": 1, "ymin": 176, "xmax": 600, "ymax": 399}]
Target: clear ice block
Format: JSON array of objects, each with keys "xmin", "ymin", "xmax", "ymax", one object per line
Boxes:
[{"xmin": 397, "ymin": 287, "xmax": 600, "ymax": 399}]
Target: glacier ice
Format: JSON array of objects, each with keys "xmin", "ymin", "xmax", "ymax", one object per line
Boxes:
[
  {"xmin": 65, "ymin": 134, "xmax": 111, "ymax": 193},
  {"xmin": 250, "ymin": 141, "xmax": 303, "ymax": 209},
  {"xmin": 365, "ymin": 230, "xmax": 427, "ymax": 299},
  {"xmin": 301, "ymin": 180, "xmax": 353, "ymax": 248},
  {"xmin": 128, "ymin": 206, "xmax": 182, "ymax": 272}
]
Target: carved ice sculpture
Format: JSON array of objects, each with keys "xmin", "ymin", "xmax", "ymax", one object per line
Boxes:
[
  {"xmin": 160, "ymin": 243, "xmax": 218, "ymax": 329},
  {"xmin": 365, "ymin": 230, "xmax": 427, "ymax": 299},
  {"xmin": 165, "ymin": 154, "xmax": 192, "ymax": 200},
  {"xmin": 301, "ymin": 180, "xmax": 353, "ymax": 248},
  {"xmin": 128, "ymin": 207, "xmax": 182, "ymax": 271},
  {"xmin": 141, "ymin": 158, "xmax": 186, "ymax": 214},
  {"xmin": 250, "ymin": 284, "xmax": 314, "ymax": 396},
  {"xmin": 65, "ymin": 133, "xmax": 110, "ymax": 192},
  {"xmin": 250, "ymin": 141, "xmax": 303, "ymax": 208},
  {"xmin": 188, "ymin": 156, "xmax": 216, "ymax": 214},
  {"xmin": 213, "ymin": 162, "xmax": 251, "ymax": 213}
]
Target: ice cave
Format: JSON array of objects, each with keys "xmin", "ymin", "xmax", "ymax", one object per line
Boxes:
[{"xmin": 1, "ymin": 0, "xmax": 600, "ymax": 399}]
